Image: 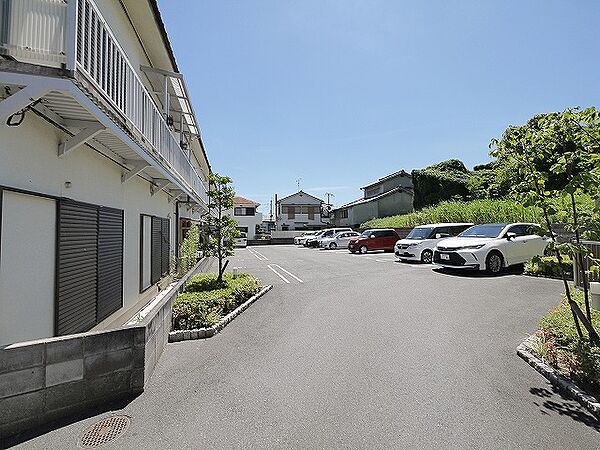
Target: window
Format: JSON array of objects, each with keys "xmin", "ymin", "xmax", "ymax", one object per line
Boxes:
[
  {"xmin": 234, "ymin": 207, "xmax": 255, "ymax": 216},
  {"xmin": 365, "ymin": 186, "xmax": 380, "ymax": 198},
  {"xmin": 236, "ymin": 226, "xmax": 248, "ymax": 233},
  {"xmin": 506, "ymin": 224, "xmax": 530, "ymax": 237},
  {"xmin": 340, "ymin": 209, "xmax": 349, "ymax": 219},
  {"xmin": 140, "ymin": 214, "xmax": 170, "ymax": 292},
  {"xmin": 288, "ymin": 206, "xmax": 296, "ymax": 219}
]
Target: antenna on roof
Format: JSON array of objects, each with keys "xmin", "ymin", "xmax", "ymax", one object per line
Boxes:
[
  {"xmin": 296, "ymin": 178, "xmax": 302, "ymax": 191},
  {"xmin": 325, "ymin": 192, "xmax": 335, "ymax": 205}
]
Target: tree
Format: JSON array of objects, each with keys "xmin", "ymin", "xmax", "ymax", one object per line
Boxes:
[
  {"xmin": 490, "ymin": 107, "xmax": 600, "ymax": 345},
  {"xmin": 178, "ymin": 223, "xmax": 199, "ymax": 277},
  {"xmin": 202, "ymin": 173, "xmax": 239, "ymax": 284}
]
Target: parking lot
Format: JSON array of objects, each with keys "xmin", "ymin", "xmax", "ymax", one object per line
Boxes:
[{"xmin": 18, "ymin": 244, "xmax": 599, "ymax": 449}]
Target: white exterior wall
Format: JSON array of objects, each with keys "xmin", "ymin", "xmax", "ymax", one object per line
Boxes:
[
  {"xmin": 0, "ymin": 110, "xmax": 175, "ymax": 343},
  {"xmin": 276, "ymin": 192, "xmax": 327, "ymax": 230},
  {"xmin": 0, "ymin": 191, "xmax": 56, "ymax": 345},
  {"xmin": 232, "ymin": 212, "xmax": 263, "ymax": 239}
]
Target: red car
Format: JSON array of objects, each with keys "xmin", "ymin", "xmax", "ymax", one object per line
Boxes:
[{"xmin": 348, "ymin": 229, "xmax": 400, "ymax": 254}]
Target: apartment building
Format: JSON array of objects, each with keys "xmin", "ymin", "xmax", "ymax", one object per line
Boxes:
[
  {"xmin": 231, "ymin": 196, "xmax": 263, "ymax": 239},
  {"xmin": 276, "ymin": 190, "xmax": 329, "ymax": 231},
  {"xmin": 0, "ymin": 0, "xmax": 211, "ymax": 346},
  {"xmin": 332, "ymin": 170, "xmax": 413, "ymax": 228}
]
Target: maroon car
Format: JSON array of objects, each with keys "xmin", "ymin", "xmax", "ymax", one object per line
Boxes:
[{"xmin": 348, "ymin": 229, "xmax": 400, "ymax": 254}]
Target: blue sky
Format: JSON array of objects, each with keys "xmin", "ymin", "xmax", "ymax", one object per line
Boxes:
[{"xmin": 158, "ymin": 0, "xmax": 600, "ymax": 212}]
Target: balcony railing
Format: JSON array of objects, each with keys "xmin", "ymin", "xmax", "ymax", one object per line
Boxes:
[{"xmin": 0, "ymin": 0, "xmax": 208, "ymax": 206}]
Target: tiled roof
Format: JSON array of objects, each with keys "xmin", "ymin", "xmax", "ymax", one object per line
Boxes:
[{"xmin": 234, "ymin": 196, "xmax": 260, "ymax": 206}]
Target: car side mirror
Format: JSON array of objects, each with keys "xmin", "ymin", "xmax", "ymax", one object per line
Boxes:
[{"xmin": 506, "ymin": 232, "xmax": 516, "ymax": 240}]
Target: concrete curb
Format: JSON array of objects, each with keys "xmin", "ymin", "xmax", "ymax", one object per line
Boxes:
[
  {"xmin": 168, "ymin": 285, "xmax": 273, "ymax": 342},
  {"xmin": 517, "ymin": 336, "xmax": 600, "ymax": 420}
]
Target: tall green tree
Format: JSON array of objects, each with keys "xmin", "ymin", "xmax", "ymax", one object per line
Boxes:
[
  {"xmin": 490, "ymin": 107, "xmax": 600, "ymax": 345},
  {"xmin": 202, "ymin": 173, "xmax": 239, "ymax": 284}
]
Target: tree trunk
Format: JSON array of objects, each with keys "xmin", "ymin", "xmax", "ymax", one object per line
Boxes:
[{"xmin": 570, "ymin": 191, "xmax": 593, "ymax": 321}]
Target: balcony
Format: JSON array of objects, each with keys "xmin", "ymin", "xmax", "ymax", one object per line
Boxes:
[{"xmin": 0, "ymin": 0, "xmax": 209, "ymax": 207}]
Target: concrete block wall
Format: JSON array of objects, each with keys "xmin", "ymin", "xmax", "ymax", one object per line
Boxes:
[
  {"xmin": 0, "ymin": 257, "xmax": 211, "ymax": 439},
  {"xmin": 0, "ymin": 327, "xmax": 145, "ymax": 438}
]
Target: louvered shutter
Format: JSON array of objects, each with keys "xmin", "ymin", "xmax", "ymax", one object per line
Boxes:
[
  {"xmin": 161, "ymin": 218, "xmax": 170, "ymax": 275},
  {"xmin": 97, "ymin": 206, "xmax": 123, "ymax": 322},
  {"xmin": 151, "ymin": 216, "xmax": 162, "ymax": 284},
  {"xmin": 56, "ymin": 200, "xmax": 98, "ymax": 335}
]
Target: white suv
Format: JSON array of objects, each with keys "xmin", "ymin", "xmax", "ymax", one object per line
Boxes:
[
  {"xmin": 395, "ymin": 223, "xmax": 473, "ymax": 263},
  {"xmin": 433, "ymin": 223, "xmax": 549, "ymax": 274}
]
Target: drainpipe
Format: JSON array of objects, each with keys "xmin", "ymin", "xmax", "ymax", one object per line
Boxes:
[{"xmin": 175, "ymin": 199, "xmax": 181, "ymax": 272}]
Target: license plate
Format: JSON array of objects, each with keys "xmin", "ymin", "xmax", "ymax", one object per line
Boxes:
[{"xmin": 440, "ymin": 253, "xmax": 450, "ymax": 260}]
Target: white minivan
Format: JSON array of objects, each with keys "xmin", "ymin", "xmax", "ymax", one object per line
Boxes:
[{"xmin": 395, "ymin": 223, "xmax": 473, "ymax": 263}]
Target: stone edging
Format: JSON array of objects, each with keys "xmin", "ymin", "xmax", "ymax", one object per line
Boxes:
[
  {"xmin": 517, "ymin": 337, "xmax": 600, "ymax": 420},
  {"xmin": 168, "ymin": 285, "xmax": 273, "ymax": 342}
]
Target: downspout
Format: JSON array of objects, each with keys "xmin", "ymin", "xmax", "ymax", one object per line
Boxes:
[{"xmin": 175, "ymin": 199, "xmax": 181, "ymax": 273}]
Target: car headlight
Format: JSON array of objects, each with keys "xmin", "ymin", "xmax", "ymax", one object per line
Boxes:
[{"xmin": 454, "ymin": 244, "xmax": 485, "ymax": 250}]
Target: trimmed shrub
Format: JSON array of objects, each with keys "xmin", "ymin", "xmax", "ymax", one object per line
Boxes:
[
  {"xmin": 524, "ymin": 256, "xmax": 573, "ymax": 279},
  {"xmin": 172, "ymin": 272, "xmax": 262, "ymax": 330}
]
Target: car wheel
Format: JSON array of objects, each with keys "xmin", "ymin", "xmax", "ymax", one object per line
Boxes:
[
  {"xmin": 359, "ymin": 245, "xmax": 368, "ymax": 254},
  {"xmin": 485, "ymin": 251, "xmax": 503, "ymax": 274},
  {"xmin": 421, "ymin": 249, "xmax": 433, "ymax": 264},
  {"xmin": 329, "ymin": 242, "xmax": 337, "ymax": 249}
]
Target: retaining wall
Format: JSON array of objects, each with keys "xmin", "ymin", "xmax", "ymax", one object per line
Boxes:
[{"xmin": 0, "ymin": 257, "xmax": 212, "ymax": 439}]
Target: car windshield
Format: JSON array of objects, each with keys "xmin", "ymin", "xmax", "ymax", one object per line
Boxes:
[
  {"xmin": 459, "ymin": 224, "xmax": 506, "ymax": 238},
  {"xmin": 406, "ymin": 227, "xmax": 433, "ymax": 240}
]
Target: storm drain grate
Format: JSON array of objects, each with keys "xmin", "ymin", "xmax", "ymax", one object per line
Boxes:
[{"xmin": 78, "ymin": 415, "xmax": 131, "ymax": 448}]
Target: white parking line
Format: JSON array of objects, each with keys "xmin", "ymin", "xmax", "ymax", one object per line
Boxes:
[
  {"xmin": 271, "ymin": 264, "xmax": 304, "ymax": 283},
  {"xmin": 248, "ymin": 248, "xmax": 268, "ymax": 261},
  {"xmin": 267, "ymin": 264, "xmax": 290, "ymax": 283}
]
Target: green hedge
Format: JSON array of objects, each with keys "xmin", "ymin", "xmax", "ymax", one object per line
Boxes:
[
  {"xmin": 363, "ymin": 199, "xmax": 540, "ymax": 228},
  {"xmin": 524, "ymin": 256, "xmax": 573, "ymax": 279},
  {"xmin": 362, "ymin": 196, "xmax": 594, "ymax": 229},
  {"xmin": 172, "ymin": 273, "xmax": 261, "ymax": 330}
]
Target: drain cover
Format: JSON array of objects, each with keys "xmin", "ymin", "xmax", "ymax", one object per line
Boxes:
[{"xmin": 78, "ymin": 415, "xmax": 131, "ymax": 448}]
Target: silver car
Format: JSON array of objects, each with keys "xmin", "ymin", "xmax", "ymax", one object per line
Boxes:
[{"xmin": 320, "ymin": 231, "xmax": 360, "ymax": 249}]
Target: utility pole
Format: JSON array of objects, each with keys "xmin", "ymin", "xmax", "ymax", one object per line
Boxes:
[
  {"xmin": 325, "ymin": 192, "xmax": 334, "ymax": 205},
  {"xmin": 269, "ymin": 199, "xmax": 273, "ymax": 221}
]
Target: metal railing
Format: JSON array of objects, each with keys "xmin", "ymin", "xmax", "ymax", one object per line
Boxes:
[{"xmin": 0, "ymin": 0, "xmax": 209, "ymax": 206}]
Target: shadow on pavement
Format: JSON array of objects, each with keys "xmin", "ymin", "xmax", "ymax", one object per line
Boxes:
[
  {"xmin": 1, "ymin": 393, "xmax": 141, "ymax": 449},
  {"xmin": 529, "ymin": 386, "xmax": 600, "ymax": 432},
  {"xmin": 432, "ymin": 265, "xmax": 525, "ymax": 279}
]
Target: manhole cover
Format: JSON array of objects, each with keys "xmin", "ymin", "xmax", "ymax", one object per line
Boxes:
[{"xmin": 78, "ymin": 415, "xmax": 131, "ymax": 448}]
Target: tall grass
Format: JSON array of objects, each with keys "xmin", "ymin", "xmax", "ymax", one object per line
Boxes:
[{"xmin": 362, "ymin": 197, "xmax": 594, "ymax": 229}]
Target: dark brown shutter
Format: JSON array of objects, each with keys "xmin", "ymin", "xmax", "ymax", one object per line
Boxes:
[
  {"xmin": 161, "ymin": 218, "xmax": 170, "ymax": 275},
  {"xmin": 151, "ymin": 216, "xmax": 162, "ymax": 284},
  {"xmin": 97, "ymin": 206, "xmax": 124, "ymax": 322},
  {"xmin": 56, "ymin": 200, "xmax": 98, "ymax": 335}
]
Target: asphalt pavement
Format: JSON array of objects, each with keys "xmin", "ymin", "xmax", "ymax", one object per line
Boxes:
[{"xmin": 11, "ymin": 245, "xmax": 600, "ymax": 449}]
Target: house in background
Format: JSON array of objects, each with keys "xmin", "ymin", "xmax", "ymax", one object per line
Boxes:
[
  {"xmin": 0, "ymin": 0, "xmax": 210, "ymax": 346},
  {"xmin": 332, "ymin": 170, "xmax": 413, "ymax": 229},
  {"xmin": 231, "ymin": 196, "xmax": 263, "ymax": 239},
  {"xmin": 276, "ymin": 190, "xmax": 329, "ymax": 231}
]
